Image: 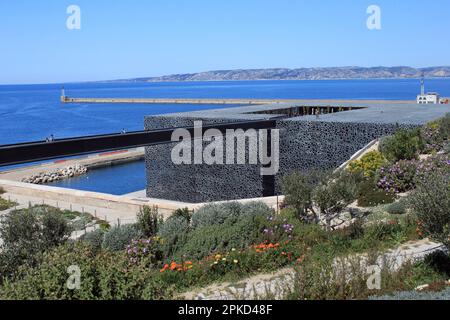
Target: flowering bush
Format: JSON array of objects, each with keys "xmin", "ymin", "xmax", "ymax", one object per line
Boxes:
[
  {"xmin": 126, "ymin": 237, "xmax": 163, "ymax": 268},
  {"xmin": 377, "ymin": 160, "xmax": 418, "ymax": 193},
  {"xmin": 348, "ymin": 151, "xmax": 386, "ymax": 178},
  {"xmin": 377, "ymin": 154, "xmax": 450, "ymax": 194},
  {"xmin": 415, "ymin": 154, "xmax": 450, "ymax": 182},
  {"xmin": 262, "ymin": 215, "xmax": 295, "ymax": 241},
  {"xmin": 421, "ymin": 123, "xmax": 443, "ymax": 153},
  {"xmin": 250, "ymin": 240, "xmax": 305, "ymax": 267},
  {"xmin": 421, "ymin": 114, "xmax": 450, "ymax": 153},
  {"xmin": 207, "ymin": 250, "xmax": 242, "ymax": 275}
]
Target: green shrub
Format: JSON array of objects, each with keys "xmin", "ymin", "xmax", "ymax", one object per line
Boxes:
[
  {"xmin": 409, "ymin": 167, "xmax": 450, "ymax": 250},
  {"xmin": 0, "ymin": 187, "xmax": 5, "ymax": 195},
  {"xmin": 288, "ymin": 252, "xmax": 376, "ymax": 300},
  {"xmin": 348, "ymin": 151, "xmax": 387, "ymax": 178},
  {"xmin": 0, "ymin": 198, "xmax": 15, "ymax": 211},
  {"xmin": 158, "ymin": 214, "xmax": 190, "ymax": 257},
  {"xmin": 0, "ymin": 243, "xmax": 99, "ymax": 300},
  {"xmin": 281, "ymin": 170, "xmax": 330, "ymax": 221},
  {"xmin": 241, "ymin": 201, "xmax": 274, "ymax": 219},
  {"xmin": 172, "ymin": 207, "xmax": 192, "ymax": 223},
  {"xmin": 102, "ymin": 224, "xmax": 142, "ymax": 251},
  {"xmin": 159, "ymin": 215, "xmax": 190, "ymax": 239},
  {"xmin": 191, "ymin": 201, "xmax": 271, "ymax": 229},
  {"xmin": 97, "ymin": 220, "xmax": 111, "ymax": 231},
  {"xmin": 340, "ymin": 219, "xmax": 365, "ymax": 240},
  {"xmin": 386, "ymin": 200, "xmax": 407, "ymax": 215},
  {"xmin": 81, "ymin": 229, "xmax": 105, "ymax": 252},
  {"xmin": 0, "ymin": 243, "xmax": 173, "ymax": 300},
  {"xmin": 41, "ymin": 210, "xmax": 72, "ymax": 250},
  {"xmin": 379, "ymin": 128, "xmax": 423, "ymax": 162},
  {"xmin": 313, "ymin": 170, "xmax": 361, "ymax": 230},
  {"xmin": 136, "ymin": 206, "xmax": 162, "ymax": 237},
  {"xmin": 69, "ymin": 212, "xmax": 94, "ymax": 231},
  {"xmin": 357, "ymin": 179, "xmax": 395, "ymax": 207},
  {"xmin": 0, "ymin": 206, "xmax": 71, "ymax": 279},
  {"xmin": 191, "ymin": 202, "xmax": 241, "ymax": 229},
  {"xmin": 363, "ymin": 221, "xmax": 403, "ymax": 243},
  {"xmin": 172, "ymin": 215, "xmax": 266, "ymax": 261}
]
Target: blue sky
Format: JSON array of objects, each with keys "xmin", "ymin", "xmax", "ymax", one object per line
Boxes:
[{"xmin": 0, "ymin": 0, "xmax": 449, "ymax": 84}]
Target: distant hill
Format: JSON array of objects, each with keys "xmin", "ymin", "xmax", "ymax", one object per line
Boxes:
[{"xmin": 129, "ymin": 66, "xmax": 450, "ymax": 82}]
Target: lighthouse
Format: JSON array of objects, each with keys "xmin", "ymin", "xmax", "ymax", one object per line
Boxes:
[
  {"xmin": 60, "ymin": 86, "xmax": 67, "ymax": 103},
  {"xmin": 420, "ymin": 76, "xmax": 425, "ymax": 96},
  {"xmin": 416, "ymin": 76, "xmax": 440, "ymax": 104}
]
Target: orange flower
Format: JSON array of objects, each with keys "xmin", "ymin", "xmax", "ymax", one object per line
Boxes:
[
  {"xmin": 160, "ymin": 264, "xmax": 169, "ymax": 273},
  {"xmin": 170, "ymin": 261, "xmax": 178, "ymax": 270}
]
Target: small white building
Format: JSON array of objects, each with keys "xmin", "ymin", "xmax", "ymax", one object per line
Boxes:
[
  {"xmin": 417, "ymin": 92, "xmax": 440, "ymax": 104},
  {"xmin": 417, "ymin": 77, "xmax": 441, "ymax": 104}
]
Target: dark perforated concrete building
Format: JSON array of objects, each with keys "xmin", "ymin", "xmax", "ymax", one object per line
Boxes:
[{"xmin": 144, "ymin": 102, "xmax": 450, "ymax": 203}]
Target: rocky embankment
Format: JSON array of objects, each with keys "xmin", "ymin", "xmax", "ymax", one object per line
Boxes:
[{"xmin": 21, "ymin": 165, "xmax": 88, "ymax": 184}]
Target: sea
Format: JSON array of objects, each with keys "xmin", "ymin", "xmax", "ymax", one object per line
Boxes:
[{"xmin": 1, "ymin": 78, "xmax": 449, "ymax": 195}]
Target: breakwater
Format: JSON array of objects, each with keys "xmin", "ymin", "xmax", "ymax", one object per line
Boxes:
[
  {"xmin": 22, "ymin": 164, "xmax": 88, "ymax": 184},
  {"xmin": 61, "ymin": 96, "xmax": 414, "ymax": 105}
]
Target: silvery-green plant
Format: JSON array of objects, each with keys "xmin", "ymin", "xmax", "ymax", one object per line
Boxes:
[
  {"xmin": 102, "ymin": 224, "xmax": 142, "ymax": 251},
  {"xmin": 191, "ymin": 201, "xmax": 270, "ymax": 229}
]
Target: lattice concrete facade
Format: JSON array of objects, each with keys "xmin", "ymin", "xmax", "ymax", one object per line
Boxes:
[{"xmin": 144, "ymin": 102, "xmax": 450, "ymax": 203}]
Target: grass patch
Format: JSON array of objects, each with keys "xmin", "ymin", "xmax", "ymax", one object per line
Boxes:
[{"xmin": 0, "ymin": 198, "xmax": 16, "ymax": 211}]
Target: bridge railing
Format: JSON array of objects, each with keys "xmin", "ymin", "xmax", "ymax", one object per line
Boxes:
[{"xmin": 0, "ymin": 120, "xmax": 276, "ymax": 167}]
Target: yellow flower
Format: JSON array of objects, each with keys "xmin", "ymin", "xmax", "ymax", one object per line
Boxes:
[
  {"xmin": 233, "ymin": 259, "xmax": 238, "ymax": 264},
  {"xmin": 213, "ymin": 261, "xmax": 218, "ymax": 265},
  {"xmin": 231, "ymin": 248, "xmax": 236, "ymax": 252},
  {"xmin": 222, "ymin": 258, "xmax": 226, "ymax": 261},
  {"xmin": 215, "ymin": 254, "xmax": 221, "ymax": 260}
]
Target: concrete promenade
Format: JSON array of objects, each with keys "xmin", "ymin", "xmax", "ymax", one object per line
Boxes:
[{"xmin": 0, "ymin": 181, "xmax": 283, "ymax": 225}]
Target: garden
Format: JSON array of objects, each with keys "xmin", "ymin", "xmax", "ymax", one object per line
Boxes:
[{"xmin": 0, "ymin": 114, "xmax": 448, "ymax": 300}]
